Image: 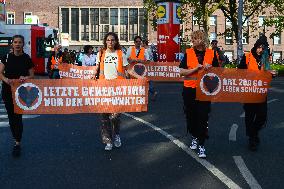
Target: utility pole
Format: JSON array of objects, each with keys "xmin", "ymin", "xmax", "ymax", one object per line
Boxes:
[{"xmin": 237, "ymin": 0, "xmax": 243, "ymax": 65}]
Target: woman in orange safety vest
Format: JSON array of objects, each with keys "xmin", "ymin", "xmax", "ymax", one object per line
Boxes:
[
  {"xmin": 179, "ymin": 30, "xmax": 219, "ymax": 158},
  {"xmin": 238, "ymin": 35, "xmax": 275, "ymax": 151},
  {"xmin": 95, "ymin": 32, "xmax": 144, "ymax": 151}
]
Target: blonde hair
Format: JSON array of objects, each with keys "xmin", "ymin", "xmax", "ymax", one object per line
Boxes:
[{"xmin": 191, "ymin": 30, "xmax": 208, "ymax": 49}]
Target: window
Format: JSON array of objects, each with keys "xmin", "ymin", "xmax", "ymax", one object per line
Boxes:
[
  {"xmin": 6, "ymin": 12, "xmax": 15, "ymax": 24},
  {"xmin": 259, "ymin": 16, "xmax": 265, "ymax": 26},
  {"xmin": 120, "ymin": 8, "xmax": 128, "ymax": 41},
  {"xmin": 242, "ymin": 32, "xmax": 249, "ymax": 44},
  {"xmin": 81, "ymin": 8, "xmax": 89, "ymax": 41},
  {"xmin": 209, "ymin": 32, "xmax": 217, "ymax": 42},
  {"xmin": 61, "ymin": 8, "xmax": 69, "ymax": 34},
  {"xmin": 139, "ymin": 8, "xmax": 148, "ymax": 39},
  {"xmin": 224, "ymin": 51, "xmax": 233, "ymax": 61},
  {"xmin": 129, "ymin": 8, "xmax": 138, "ymax": 40},
  {"xmin": 100, "ymin": 8, "xmax": 109, "ymax": 40},
  {"xmin": 273, "ymin": 51, "xmax": 282, "ymax": 62},
  {"xmin": 225, "ymin": 32, "xmax": 233, "ymax": 45},
  {"xmin": 90, "ymin": 8, "xmax": 99, "ymax": 41},
  {"xmin": 209, "ymin": 16, "xmax": 217, "ymax": 26},
  {"xmin": 242, "ymin": 16, "xmax": 248, "ymax": 27},
  {"xmin": 110, "ymin": 8, "xmax": 118, "ymax": 34},
  {"xmin": 71, "ymin": 8, "xmax": 79, "ymax": 41},
  {"xmin": 192, "ymin": 16, "xmax": 198, "ymax": 25},
  {"xmin": 60, "ymin": 7, "xmax": 144, "ymax": 43},
  {"xmin": 226, "ymin": 18, "xmax": 232, "ymax": 26},
  {"xmin": 24, "ymin": 12, "xmax": 32, "ymax": 18},
  {"xmin": 273, "ymin": 34, "xmax": 281, "ymax": 45}
]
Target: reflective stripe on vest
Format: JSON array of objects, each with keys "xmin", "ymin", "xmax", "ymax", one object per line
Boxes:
[
  {"xmin": 184, "ymin": 48, "xmax": 214, "ymax": 88},
  {"xmin": 99, "ymin": 50, "xmax": 125, "ymax": 79},
  {"xmin": 245, "ymin": 52, "xmax": 264, "ymax": 71},
  {"xmin": 130, "ymin": 46, "xmax": 145, "ymax": 61}
]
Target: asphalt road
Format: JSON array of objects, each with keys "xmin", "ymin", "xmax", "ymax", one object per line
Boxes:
[{"xmin": 0, "ymin": 77, "xmax": 283, "ymax": 189}]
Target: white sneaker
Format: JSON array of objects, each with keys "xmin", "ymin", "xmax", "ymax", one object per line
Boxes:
[
  {"xmin": 198, "ymin": 145, "xmax": 206, "ymax": 158},
  {"xmin": 190, "ymin": 137, "xmax": 198, "ymax": 150},
  {"xmin": 114, "ymin": 135, "xmax": 122, "ymax": 148},
  {"xmin": 104, "ymin": 143, "xmax": 113, "ymax": 151}
]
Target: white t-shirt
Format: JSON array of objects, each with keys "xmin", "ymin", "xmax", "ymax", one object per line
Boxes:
[
  {"xmin": 96, "ymin": 50, "xmax": 129, "ymax": 80},
  {"xmin": 82, "ymin": 54, "xmax": 96, "ymax": 66}
]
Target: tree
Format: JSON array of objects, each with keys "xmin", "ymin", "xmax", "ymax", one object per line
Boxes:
[
  {"xmin": 218, "ymin": 0, "xmax": 284, "ymax": 41},
  {"xmin": 144, "ymin": 0, "xmax": 284, "ymax": 42}
]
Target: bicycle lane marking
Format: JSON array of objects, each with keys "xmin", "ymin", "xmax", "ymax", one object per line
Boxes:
[{"xmin": 123, "ymin": 113, "xmax": 242, "ymax": 189}]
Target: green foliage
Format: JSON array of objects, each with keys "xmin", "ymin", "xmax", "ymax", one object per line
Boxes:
[
  {"xmin": 144, "ymin": 0, "xmax": 284, "ymax": 41},
  {"xmin": 224, "ymin": 62, "xmax": 238, "ymax": 68},
  {"xmin": 270, "ymin": 63, "xmax": 284, "ymax": 76}
]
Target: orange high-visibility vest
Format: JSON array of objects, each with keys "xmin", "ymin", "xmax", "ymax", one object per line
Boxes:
[
  {"xmin": 51, "ymin": 56, "xmax": 62, "ymax": 70},
  {"xmin": 99, "ymin": 50, "xmax": 125, "ymax": 79},
  {"xmin": 130, "ymin": 46, "xmax": 146, "ymax": 61},
  {"xmin": 245, "ymin": 52, "xmax": 264, "ymax": 71},
  {"xmin": 184, "ymin": 48, "xmax": 214, "ymax": 88}
]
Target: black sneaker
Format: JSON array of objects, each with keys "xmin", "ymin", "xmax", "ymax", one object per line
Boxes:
[
  {"xmin": 255, "ymin": 136, "xmax": 260, "ymax": 145},
  {"xmin": 12, "ymin": 145, "xmax": 21, "ymax": 157},
  {"xmin": 249, "ymin": 138, "xmax": 257, "ymax": 151}
]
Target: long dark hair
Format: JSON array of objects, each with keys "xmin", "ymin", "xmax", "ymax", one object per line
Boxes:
[
  {"xmin": 103, "ymin": 32, "xmax": 121, "ymax": 50},
  {"xmin": 12, "ymin": 35, "xmax": 25, "ymax": 47}
]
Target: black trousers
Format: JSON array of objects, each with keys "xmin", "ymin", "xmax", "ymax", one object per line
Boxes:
[
  {"xmin": 100, "ymin": 113, "xmax": 121, "ymax": 144},
  {"xmin": 182, "ymin": 87, "xmax": 211, "ymax": 145},
  {"xmin": 244, "ymin": 101, "xmax": 267, "ymax": 138},
  {"xmin": 2, "ymin": 85, "xmax": 23, "ymax": 142}
]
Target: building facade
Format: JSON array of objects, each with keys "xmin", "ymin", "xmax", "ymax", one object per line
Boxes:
[{"xmin": 3, "ymin": 0, "xmax": 283, "ymax": 61}]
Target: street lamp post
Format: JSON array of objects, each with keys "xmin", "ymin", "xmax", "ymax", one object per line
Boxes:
[{"xmin": 237, "ymin": 0, "xmax": 244, "ymax": 64}]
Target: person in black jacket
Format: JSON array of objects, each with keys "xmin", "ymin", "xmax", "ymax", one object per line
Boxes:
[
  {"xmin": 238, "ymin": 35, "xmax": 275, "ymax": 151},
  {"xmin": 0, "ymin": 35, "xmax": 34, "ymax": 157}
]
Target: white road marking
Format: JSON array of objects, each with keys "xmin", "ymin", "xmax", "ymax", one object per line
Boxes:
[
  {"xmin": 0, "ymin": 114, "xmax": 40, "ymax": 119},
  {"xmin": 240, "ymin": 99, "xmax": 279, "ymax": 118},
  {"xmin": 0, "ymin": 115, "xmax": 40, "ymax": 128},
  {"xmin": 0, "ymin": 121, "xmax": 9, "ymax": 127},
  {"xmin": 274, "ymin": 122, "xmax": 284, "ymax": 129},
  {"xmin": 0, "ymin": 108, "xmax": 6, "ymax": 113},
  {"xmin": 23, "ymin": 115, "xmax": 40, "ymax": 119},
  {"xmin": 123, "ymin": 113, "xmax": 241, "ymax": 189},
  {"xmin": 269, "ymin": 87, "xmax": 284, "ymax": 93},
  {"xmin": 233, "ymin": 156, "xmax": 262, "ymax": 189},
  {"xmin": 267, "ymin": 99, "xmax": 279, "ymax": 103},
  {"xmin": 0, "ymin": 114, "xmax": 7, "ymax": 118},
  {"xmin": 229, "ymin": 124, "xmax": 238, "ymax": 141}
]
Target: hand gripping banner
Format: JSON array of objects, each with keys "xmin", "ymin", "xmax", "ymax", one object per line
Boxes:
[
  {"xmin": 12, "ymin": 79, "xmax": 149, "ymax": 114},
  {"xmin": 196, "ymin": 67, "xmax": 272, "ymax": 103}
]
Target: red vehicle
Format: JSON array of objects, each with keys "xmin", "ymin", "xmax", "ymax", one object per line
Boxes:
[{"xmin": 0, "ymin": 24, "xmax": 57, "ymax": 74}]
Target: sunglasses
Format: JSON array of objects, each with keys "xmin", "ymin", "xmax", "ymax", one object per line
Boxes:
[{"xmin": 135, "ymin": 40, "xmax": 142, "ymax": 43}]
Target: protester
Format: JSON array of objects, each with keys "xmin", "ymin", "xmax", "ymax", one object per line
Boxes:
[
  {"xmin": 76, "ymin": 50, "xmax": 84, "ymax": 66},
  {"xmin": 62, "ymin": 48, "xmax": 73, "ymax": 64},
  {"xmin": 142, "ymin": 39, "xmax": 159, "ymax": 100},
  {"xmin": 238, "ymin": 35, "xmax": 275, "ymax": 151},
  {"xmin": 211, "ymin": 40, "xmax": 226, "ymax": 66},
  {"xmin": 0, "ymin": 35, "xmax": 34, "ymax": 157},
  {"xmin": 82, "ymin": 45, "xmax": 96, "ymax": 66},
  {"xmin": 95, "ymin": 32, "xmax": 144, "ymax": 151},
  {"xmin": 47, "ymin": 44, "xmax": 62, "ymax": 79},
  {"xmin": 127, "ymin": 36, "xmax": 158, "ymax": 100},
  {"xmin": 179, "ymin": 30, "xmax": 219, "ymax": 158}
]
